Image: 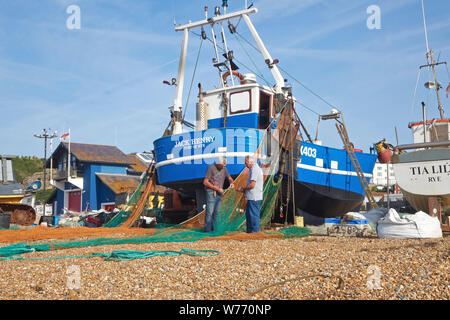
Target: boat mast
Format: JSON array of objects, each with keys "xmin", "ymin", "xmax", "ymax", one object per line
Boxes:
[
  {"xmin": 206, "ymin": 6, "xmax": 226, "ymax": 88},
  {"xmin": 171, "ymin": 5, "xmax": 288, "ymax": 133},
  {"xmin": 421, "ymin": 0, "xmax": 445, "ymax": 119},
  {"xmin": 241, "ymin": 14, "xmax": 285, "ymax": 94},
  {"xmin": 219, "ymin": 1, "xmax": 236, "ymax": 86},
  {"xmin": 429, "ymin": 50, "xmax": 445, "ymax": 119},
  {"xmin": 172, "ymin": 28, "xmax": 189, "ymax": 135},
  {"xmin": 173, "ymin": 8, "xmax": 259, "ymax": 135},
  {"xmin": 421, "ymin": 0, "xmax": 430, "ymax": 62}
]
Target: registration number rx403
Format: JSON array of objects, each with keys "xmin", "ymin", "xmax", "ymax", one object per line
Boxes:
[{"xmin": 300, "ymin": 145, "xmax": 317, "ymax": 158}]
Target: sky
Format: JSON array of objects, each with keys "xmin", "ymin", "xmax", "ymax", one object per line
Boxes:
[{"xmin": 1, "ymin": 0, "xmax": 449, "ymax": 158}]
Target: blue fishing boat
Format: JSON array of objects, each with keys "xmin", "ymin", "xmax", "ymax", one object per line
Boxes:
[{"xmin": 153, "ymin": 2, "xmax": 377, "ymax": 219}]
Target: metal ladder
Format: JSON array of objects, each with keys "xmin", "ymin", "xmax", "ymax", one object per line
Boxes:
[{"xmin": 335, "ymin": 121, "xmax": 378, "ymax": 209}]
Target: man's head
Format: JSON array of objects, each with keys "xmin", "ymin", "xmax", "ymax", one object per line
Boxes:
[
  {"xmin": 244, "ymin": 155, "xmax": 256, "ymax": 168},
  {"xmin": 215, "ymin": 157, "xmax": 226, "ymax": 169}
]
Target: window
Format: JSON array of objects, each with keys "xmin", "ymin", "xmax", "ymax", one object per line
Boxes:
[
  {"xmin": 5, "ymin": 160, "xmax": 13, "ymax": 181},
  {"xmin": 229, "ymin": 90, "xmax": 251, "ymax": 114},
  {"xmin": 137, "ymin": 153, "xmax": 154, "ymax": 164},
  {"xmin": 259, "ymin": 91, "xmax": 272, "ymax": 129}
]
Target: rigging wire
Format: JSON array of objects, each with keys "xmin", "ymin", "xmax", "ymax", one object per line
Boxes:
[
  {"xmin": 294, "ymin": 100, "xmax": 320, "ymax": 116},
  {"xmin": 189, "ymin": 21, "xmax": 339, "ymax": 119},
  {"xmin": 277, "ymin": 64, "xmax": 342, "ymax": 113},
  {"xmin": 182, "ymin": 34, "xmax": 204, "ymax": 122},
  {"xmin": 189, "ymin": 30, "xmax": 272, "ymax": 87},
  {"xmin": 232, "ymin": 33, "xmax": 272, "ymax": 87},
  {"xmin": 409, "ymin": 68, "xmax": 422, "ymax": 123},
  {"xmin": 234, "ymin": 30, "xmax": 342, "ymax": 114},
  {"xmin": 446, "ymin": 62, "xmax": 450, "ymax": 81}
]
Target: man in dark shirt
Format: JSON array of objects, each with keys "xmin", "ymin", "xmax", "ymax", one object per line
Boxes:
[{"xmin": 203, "ymin": 157, "xmax": 234, "ymax": 232}]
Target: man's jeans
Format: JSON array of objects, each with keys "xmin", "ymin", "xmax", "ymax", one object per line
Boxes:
[
  {"xmin": 245, "ymin": 200, "xmax": 262, "ymax": 233},
  {"xmin": 205, "ymin": 190, "xmax": 222, "ymax": 232}
]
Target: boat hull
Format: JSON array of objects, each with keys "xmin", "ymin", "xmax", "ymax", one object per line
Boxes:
[
  {"xmin": 294, "ymin": 141, "xmax": 377, "ymax": 218},
  {"xmin": 293, "ymin": 180, "xmax": 364, "ymax": 218},
  {"xmin": 153, "ymin": 130, "xmax": 377, "ymax": 218},
  {"xmin": 392, "ymin": 148, "xmax": 450, "ymax": 214}
]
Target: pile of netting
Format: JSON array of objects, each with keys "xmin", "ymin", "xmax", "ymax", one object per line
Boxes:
[{"xmin": 103, "ymin": 173, "xmax": 148, "ymax": 228}]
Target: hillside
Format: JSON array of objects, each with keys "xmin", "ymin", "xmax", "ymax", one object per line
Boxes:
[
  {"xmin": 11, "ymin": 156, "xmax": 44, "ymax": 184},
  {"xmin": 11, "ymin": 156, "xmax": 54, "ymax": 202}
]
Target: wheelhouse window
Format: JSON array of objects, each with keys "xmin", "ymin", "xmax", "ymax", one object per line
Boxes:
[
  {"xmin": 229, "ymin": 90, "xmax": 251, "ymax": 114},
  {"xmin": 259, "ymin": 91, "xmax": 272, "ymax": 129}
]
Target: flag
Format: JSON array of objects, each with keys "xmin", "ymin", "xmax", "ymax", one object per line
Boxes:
[
  {"xmin": 446, "ymin": 83, "xmax": 450, "ymax": 98},
  {"xmin": 61, "ymin": 132, "xmax": 70, "ymax": 140}
]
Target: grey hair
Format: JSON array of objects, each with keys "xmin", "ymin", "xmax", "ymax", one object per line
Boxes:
[
  {"xmin": 216, "ymin": 157, "xmax": 226, "ymax": 164},
  {"xmin": 244, "ymin": 155, "xmax": 256, "ymax": 164}
]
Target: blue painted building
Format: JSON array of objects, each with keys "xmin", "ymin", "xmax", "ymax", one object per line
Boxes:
[{"xmin": 46, "ymin": 142, "xmax": 151, "ymax": 215}]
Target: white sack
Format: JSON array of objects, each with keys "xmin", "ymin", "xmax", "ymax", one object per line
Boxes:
[{"xmin": 377, "ymin": 208, "xmax": 442, "ymax": 239}]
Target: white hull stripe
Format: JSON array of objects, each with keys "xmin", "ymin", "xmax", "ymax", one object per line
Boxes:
[
  {"xmin": 155, "ymin": 152, "xmax": 262, "ymax": 168},
  {"xmin": 297, "ymin": 163, "xmax": 373, "ymax": 178},
  {"xmin": 156, "ymin": 153, "xmax": 373, "ymax": 179}
]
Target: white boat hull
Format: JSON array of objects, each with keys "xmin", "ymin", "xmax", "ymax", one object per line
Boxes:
[{"xmin": 392, "ymin": 148, "xmax": 450, "ymax": 215}]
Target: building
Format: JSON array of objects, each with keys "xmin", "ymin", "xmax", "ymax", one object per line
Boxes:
[
  {"xmin": 0, "ymin": 155, "xmax": 24, "ymax": 203},
  {"xmin": 46, "ymin": 142, "xmax": 155, "ymax": 215},
  {"xmin": 371, "ymin": 161, "xmax": 397, "ymax": 188}
]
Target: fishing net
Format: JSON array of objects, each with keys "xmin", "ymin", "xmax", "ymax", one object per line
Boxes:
[
  {"xmin": 0, "ymin": 107, "xmax": 311, "ymax": 261},
  {"xmin": 103, "ymin": 174, "xmax": 148, "ymax": 228}
]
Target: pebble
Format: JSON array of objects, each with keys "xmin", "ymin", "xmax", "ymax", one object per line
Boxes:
[{"xmin": 0, "ymin": 235, "xmax": 448, "ymax": 299}]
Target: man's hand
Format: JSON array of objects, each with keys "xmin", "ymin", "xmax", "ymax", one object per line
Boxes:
[
  {"xmin": 229, "ymin": 183, "xmax": 235, "ymax": 189},
  {"xmin": 217, "ymin": 188, "xmax": 224, "ymax": 195}
]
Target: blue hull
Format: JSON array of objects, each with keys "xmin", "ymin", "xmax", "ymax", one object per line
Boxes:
[
  {"xmin": 153, "ymin": 129, "xmax": 377, "ymax": 217},
  {"xmin": 154, "ymin": 128, "xmax": 266, "ymax": 187},
  {"xmin": 293, "ymin": 141, "xmax": 376, "ymax": 217}
]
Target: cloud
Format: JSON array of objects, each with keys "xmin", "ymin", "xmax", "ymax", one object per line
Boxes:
[
  {"xmin": 285, "ymin": 0, "xmax": 418, "ymax": 47},
  {"xmin": 254, "ymin": 0, "xmax": 325, "ymax": 19}
]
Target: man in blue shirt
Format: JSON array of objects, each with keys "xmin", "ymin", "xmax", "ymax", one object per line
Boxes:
[{"xmin": 237, "ymin": 155, "xmax": 264, "ymax": 233}]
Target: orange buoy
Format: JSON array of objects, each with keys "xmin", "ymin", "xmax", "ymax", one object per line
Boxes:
[{"xmin": 377, "ymin": 149, "xmax": 392, "ymax": 163}]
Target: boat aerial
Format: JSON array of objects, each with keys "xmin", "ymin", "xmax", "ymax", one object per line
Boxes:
[{"xmin": 153, "ymin": 1, "xmax": 377, "ymax": 222}]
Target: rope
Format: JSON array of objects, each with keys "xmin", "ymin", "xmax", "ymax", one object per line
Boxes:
[
  {"xmin": 249, "ymin": 273, "xmax": 344, "ymax": 296},
  {"xmin": 0, "ymin": 244, "xmax": 219, "ymax": 261}
]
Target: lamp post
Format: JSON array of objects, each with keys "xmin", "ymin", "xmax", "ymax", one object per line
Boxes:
[{"xmin": 34, "ymin": 129, "xmax": 57, "ymax": 192}]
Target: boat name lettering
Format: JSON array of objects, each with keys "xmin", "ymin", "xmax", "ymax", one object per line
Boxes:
[
  {"xmin": 300, "ymin": 146, "xmax": 317, "ymax": 158},
  {"xmin": 409, "ymin": 163, "xmax": 450, "ymax": 176},
  {"xmin": 175, "ymin": 136, "xmax": 216, "ymax": 148}
]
